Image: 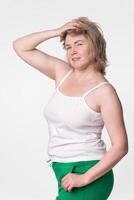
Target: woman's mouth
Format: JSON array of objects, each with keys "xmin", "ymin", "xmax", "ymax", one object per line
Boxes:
[{"xmin": 72, "ymin": 57, "xmax": 81, "ymax": 61}]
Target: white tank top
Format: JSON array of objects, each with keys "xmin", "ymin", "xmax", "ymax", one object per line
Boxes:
[{"xmin": 43, "ymin": 69, "xmax": 110, "ymax": 163}]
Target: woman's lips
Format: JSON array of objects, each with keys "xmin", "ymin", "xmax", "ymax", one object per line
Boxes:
[{"xmin": 72, "ymin": 57, "xmax": 81, "ymax": 61}]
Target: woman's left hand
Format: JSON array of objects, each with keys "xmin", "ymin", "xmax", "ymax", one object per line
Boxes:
[{"xmin": 61, "ymin": 173, "xmax": 89, "ymax": 192}]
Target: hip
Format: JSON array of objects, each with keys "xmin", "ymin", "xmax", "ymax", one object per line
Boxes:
[{"xmin": 52, "ymin": 160, "xmax": 114, "ymax": 200}]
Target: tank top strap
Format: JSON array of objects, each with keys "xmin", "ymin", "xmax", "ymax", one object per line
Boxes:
[
  {"xmin": 56, "ymin": 69, "xmax": 73, "ymax": 89},
  {"xmin": 82, "ymin": 81, "xmax": 110, "ymax": 98}
]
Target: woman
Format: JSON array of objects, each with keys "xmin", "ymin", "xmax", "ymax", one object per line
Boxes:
[{"xmin": 13, "ymin": 17, "xmax": 128, "ymax": 200}]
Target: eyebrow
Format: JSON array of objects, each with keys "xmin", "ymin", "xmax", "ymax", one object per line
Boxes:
[{"xmin": 65, "ymin": 40, "xmax": 84, "ymax": 47}]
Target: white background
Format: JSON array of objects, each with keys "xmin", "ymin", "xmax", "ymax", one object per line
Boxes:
[{"xmin": 0, "ymin": 0, "xmax": 133, "ymax": 199}]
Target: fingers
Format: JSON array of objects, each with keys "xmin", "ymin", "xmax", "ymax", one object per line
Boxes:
[
  {"xmin": 68, "ymin": 186, "xmax": 72, "ymax": 192},
  {"xmin": 59, "ymin": 20, "xmax": 81, "ymax": 37},
  {"xmin": 70, "ymin": 20, "xmax": 80, "ymax": 27},
  {"xmin": 65, "ymin": 23, "xmax": 78, "ymax": 30},
  {"xmin": 61, "ymin": 175, "xmax": 73, "ymax": 192},
  {"xmin": 63, "ymin": 183, "xmax": 72, "ymax": 192},
  {"xmin": 64, "ymin": 20, "xmax": 80, "ymax": 31}
]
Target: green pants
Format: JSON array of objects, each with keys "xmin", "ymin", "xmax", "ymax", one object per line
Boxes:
[{"xmin": 52, "ymin": 160, "xmax": 114, "ymax": 200}]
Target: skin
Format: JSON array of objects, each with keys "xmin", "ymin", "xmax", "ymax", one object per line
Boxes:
[{"xmin": 65, "ymin": 34, "xmax": 95, "ymax": 72}]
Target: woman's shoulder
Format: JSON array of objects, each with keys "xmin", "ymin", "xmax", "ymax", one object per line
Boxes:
[
  {"xmin": 96, "ymin": 78, "xmax": 119, "ymax": 107},
  {"xmin": 96, "ymin": 75, "xmax": 116, "ymax": 95},
  {"xmin": 90, "ymin": 75, "xmax": 117, "ymax": 103},
  {"xmin": 55, "ymin": 65, "xmax": 72, "ymax": 85},
  {"xmin": 93, "ymin": 72, "xmax": 115, "ymax": 89}
]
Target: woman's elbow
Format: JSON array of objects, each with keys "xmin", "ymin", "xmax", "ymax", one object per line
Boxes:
[
  {"xmin": 113, "ymin": 143, "xmax": 129, "ymax": 157},
  {"xmin": 123, "ymin": 146, "xmax": 129, "ymax": 155},
  {"xmin": 120, "ymin": 145, "xmax": 129, "ymax": 157}
]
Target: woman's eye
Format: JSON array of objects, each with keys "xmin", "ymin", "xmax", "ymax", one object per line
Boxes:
[
  {"xmin": 65, "ymin": 43, "xmax": 83, "ymax": 50},
  {"xmin": 77, "ymin": 43, "xmax": 83, "ymax": 46},
  {"xmin": 66, "ymin": 46, "xmax": 71, "ymax": 50}
]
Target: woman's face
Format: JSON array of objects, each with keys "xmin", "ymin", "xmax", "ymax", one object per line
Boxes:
[{"xmin": 64, "ymin": 34, "xmax": 95, "ymax": 70}]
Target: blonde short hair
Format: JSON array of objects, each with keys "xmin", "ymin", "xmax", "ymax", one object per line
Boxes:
[{"xmin": 60, "ymin": 17, "xmax": 109, "ymax": 75}]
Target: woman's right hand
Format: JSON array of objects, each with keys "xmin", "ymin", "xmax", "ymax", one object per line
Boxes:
[{"xmin": 55, "ymin": 20, "xmax": 80, "ymax": 36}]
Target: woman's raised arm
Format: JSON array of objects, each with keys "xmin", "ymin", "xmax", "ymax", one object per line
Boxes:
[{"xmin": 12, "ymin": 21, "xmax": 79, "ymax": 80}]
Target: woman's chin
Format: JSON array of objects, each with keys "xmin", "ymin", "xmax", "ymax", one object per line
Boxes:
[{"xmin": 70, "ymin": 63, "xmax": 83, "ymax": 69}]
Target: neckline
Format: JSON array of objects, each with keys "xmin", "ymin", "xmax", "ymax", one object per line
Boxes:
[
  {"xmin": 55, "ymin": 69, "xmax": 109, "ymax": 115},
  {"xmin": 56, "ymin": 83, "xmax": 109, "ymax": 99},
  {"xmin": 56, "ymin": 69, "xmax": 82, "ymax": 99},
  {"xmin": 56, "ymin": 87, "xmax": 82, "ymax": 99},
  {"xmin": 56, "ymin": 87, "xmax": 102, "ymax": 115},
  {"xmin": 56, "ymin": 68, "xmax": 109, "ymax": 99}
]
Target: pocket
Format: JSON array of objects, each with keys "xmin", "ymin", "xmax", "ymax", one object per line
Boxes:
[
  {"xmin": 72, "ymin": 160, "xmax": 100, "ymax": 175},
  {"xmin": 52, "ymin": 163, "xmax": 75, "ymax": 194},
  {"xmin": 52, "ymin": 162, "xmax": 75, "ymax": 183}
]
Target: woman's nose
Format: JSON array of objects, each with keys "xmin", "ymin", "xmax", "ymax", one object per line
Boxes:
[{"xmin": 71, "ymin": 46, "xmax": 78, "ymax": 55}]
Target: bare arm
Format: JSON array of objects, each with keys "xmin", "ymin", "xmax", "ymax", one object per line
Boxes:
[
  {"xmin": 13, "ymin": 29, "xmax": 60, "ymax": 51},
  {"xmin": 12, "ymin": 29, "xmax": 68, "ymax": 80},
  {"xmin": 83, "ymin": 85, "xmax": 128, "ymax": 184},
  {"xmin": 12, "ymin": 21, "xmax": 79, "ymax": 80}
]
